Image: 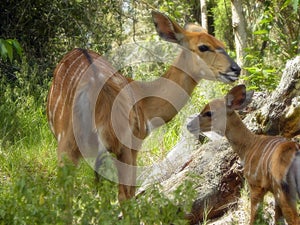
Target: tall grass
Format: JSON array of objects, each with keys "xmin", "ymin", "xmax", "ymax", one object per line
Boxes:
[{"xmin": 0, "ymin": 147, "xmax": 196, "ymax": 224}]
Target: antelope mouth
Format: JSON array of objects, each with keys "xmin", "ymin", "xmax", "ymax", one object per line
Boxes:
[{"xmin": 219, "ymin": 72, "xmax": 239, "ymax": 83}]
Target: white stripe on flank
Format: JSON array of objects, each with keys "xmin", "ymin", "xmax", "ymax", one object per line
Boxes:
[
  {"xmin": 59, "ymin": 62, "xmax": 87, "ymax": 120},
  {"xmin": 249, "ymin": 140, "xmax": 273, "ymax": 177},
  {"xmin": 52, "ymin": 94, "xmax": 61, "ymax": 127},
  {"xmin": 47, "ymin": 85, "xmax": 54, "ymax": 121},
  {"xmin": 57, "ymin": 133, "xmax": 61, "ymax": 143},
  {"xmin": 245, "ymin": 143, "xmax": 261, "ymax": 176},
  {"xmin": 254, "ymin": 138, "xmax": 284, "ymax": 178},
  {"xmin": 49, "ymin": 121, "xmax": 55, "ymax": 134},
  {"xmin": 51, "ymin": 49, "xmax": 79, "ymax": 101},
  {"xmin": 52, "ymin": 53, "xmax": 84, "ymax": 123},
  {"xmin": 264, "ymin": 138, "xmax": 286, "ymax": 173}
]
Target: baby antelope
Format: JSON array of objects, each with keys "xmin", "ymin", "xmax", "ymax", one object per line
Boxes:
[{"xmin": 187, "ymin": 84, "xmax": 300, "ymax": 225}]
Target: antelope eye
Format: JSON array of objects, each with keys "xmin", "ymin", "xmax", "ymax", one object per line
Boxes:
[
  {"xmin": 203, "ymin": 111, "xmax": 213, "ymax": 117},
  {"xmin": 198, "ymin": 45, "xmax": 210, "ymax": 52}
]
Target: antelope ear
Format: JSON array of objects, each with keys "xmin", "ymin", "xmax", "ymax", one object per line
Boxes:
[
  {"xmin": 152, "ymin": 11, "xmax": 185, "ymax": 44},
  {"xmin": 226, "ymin": 84, "xmax": 254, "ymax": 110},
  {"xmin": 184, "ymin": 23, "xmax": 207, "ymax": 33}
]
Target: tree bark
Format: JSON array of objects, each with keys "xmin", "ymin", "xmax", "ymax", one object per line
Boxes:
[
  {"xmin": 184, "ymin": 141, "xmax": 244, "ymax": 224},
  {"xmin": 231, "ymin": 0, "xmax": 247, "ymax": 67},
  {"xmin": 244, "ymin": 56, "xmax": 300, "ymax": 137},
  {"xmin": 200, "ymin": 0, "xmax": 208, "ymax": 30}
]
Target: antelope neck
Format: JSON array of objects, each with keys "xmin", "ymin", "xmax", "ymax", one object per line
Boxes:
[
  {"xmin": 225, "ymin": 111, "xmax": 256, "ymax": 161},
  {"xmin": 139, "ymin": 65, "xmax": 198, "ymax": 128}
]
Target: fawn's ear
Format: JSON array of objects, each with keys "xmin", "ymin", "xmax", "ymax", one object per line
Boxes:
[
  {"xmin": 226, "ymin": 84, "xmax": 254, "ymax": 110},
  {"xmin": 152, "ymin": 11, "xmax": 185, "ymax": 44}
]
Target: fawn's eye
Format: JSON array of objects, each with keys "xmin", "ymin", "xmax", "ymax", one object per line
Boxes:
[
  {"xmin": 198, "ymin": 45, "xmax": 210, "ymax": 52},
  {"xmin": 203, "ymin": 111, "xmax": 213, "ymax": 117}
]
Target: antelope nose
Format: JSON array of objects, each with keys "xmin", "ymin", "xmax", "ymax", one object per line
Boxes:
[{"xmin": 231, "ymin": 63, "xmax": 241, "ymax": 75}]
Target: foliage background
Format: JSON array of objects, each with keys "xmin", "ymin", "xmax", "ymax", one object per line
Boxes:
[{"xmin": 0, "ymin": 0, "xmax": 299, "ymax": 224}]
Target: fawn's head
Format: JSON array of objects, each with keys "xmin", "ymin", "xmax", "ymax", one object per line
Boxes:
[
  {"xmin": 187, "ymin": 85, "xmax": 254, "ymax": 136},
  {"xmin": 152, "ymin": 11, "xmax": 241, "ymax": 83}
]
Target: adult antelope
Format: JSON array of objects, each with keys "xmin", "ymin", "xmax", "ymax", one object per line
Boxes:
[
  {"xmin": 187, "ymin": 85, "xmax": 300, "ymax": 225},
  {"xmin": 47, "ymin": 11, "xmax": 241, "ymax": 202}
]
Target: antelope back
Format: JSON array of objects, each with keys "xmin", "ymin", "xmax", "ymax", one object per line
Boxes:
[
  {"xmin": 47, "ymin": 48, "xmax": 147, "ymax": 157},
  {"xmin": 47, "ymin": 49, "xmax": 99, "ymax": 138},
  {"xmin": 47, "ymin": 49, "xmax": 125, "ymax": 139}
]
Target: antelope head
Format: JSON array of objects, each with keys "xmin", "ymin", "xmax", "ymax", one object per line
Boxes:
[{"xmin": 152, "ymin": 11, "xmax": 241, "ymax": 83}]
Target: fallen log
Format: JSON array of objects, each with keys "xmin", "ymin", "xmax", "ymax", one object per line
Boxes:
[{"xmin": 183, "ymin": 141, "xmax": 244, "ymax": 224}]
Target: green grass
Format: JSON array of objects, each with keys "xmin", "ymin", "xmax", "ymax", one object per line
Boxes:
[
  {"xmin": 0, "ymin": 121, "xmax": 195, "ymax": 224},
  {"xmin": 0, "ymin": 97, "xmax": 196, "ymax": 225}
]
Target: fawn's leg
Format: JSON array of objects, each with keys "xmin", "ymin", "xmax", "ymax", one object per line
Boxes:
[
  {"xmin": 274, "ymin": 200, "xmax": 285, "ymax": 225},
  {"xmin": 249, "ymin": 185, "xmax": 266, "ymax": 225}
]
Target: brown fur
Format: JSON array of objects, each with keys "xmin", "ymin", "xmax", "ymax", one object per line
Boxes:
[{"xmin": 47, "ymin": 11, "xmax": 241, "ymax": 202}]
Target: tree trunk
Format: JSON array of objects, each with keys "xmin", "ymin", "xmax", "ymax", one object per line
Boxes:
[
  {"xmin": 243, "ymin": 56, "xmax": 300, "ymax": 137},
  {"xmin": 200, "ymin": 0, "xmax": 208, "ymax": 30},
  {"xmin": 184, "ymin": 141, "xmax": 244, "ymax": 224},
  {"xmin": 231, "ymin": 0, "xmax": 247, "ymax": 67}
]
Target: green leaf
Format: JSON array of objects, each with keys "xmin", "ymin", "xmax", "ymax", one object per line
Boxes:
[
  {"xmin": 0, "ymin": 38, "xmax": 23, "ymax": 62},
  {"xmin": 0, "ymin": 39, "xmax": 8, "ymax": 60},
  {"xmin": 282, "ymin": 0, "xmax": 299, "ymax": 13},
  {"xmin": 4, "ymin": 41, "xmax": 13, "ymax": 62},
  {"xmin": 12, "ymin": 39, "xmax": 23, "ymax": 57},
  {"xmin": 253, "ymin": 29, "xmax": 268, "ymax": 35},
  {"xmin": 291, "ymin": 0, "xmax": 299, "ymax": 13},
  {"xmin": 282, "ymin": 0, "xmax": 291, "ymax": 9},
  {"xmin": 259, "ymin": 18, "xmax": 273, "ymax": 24}
]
